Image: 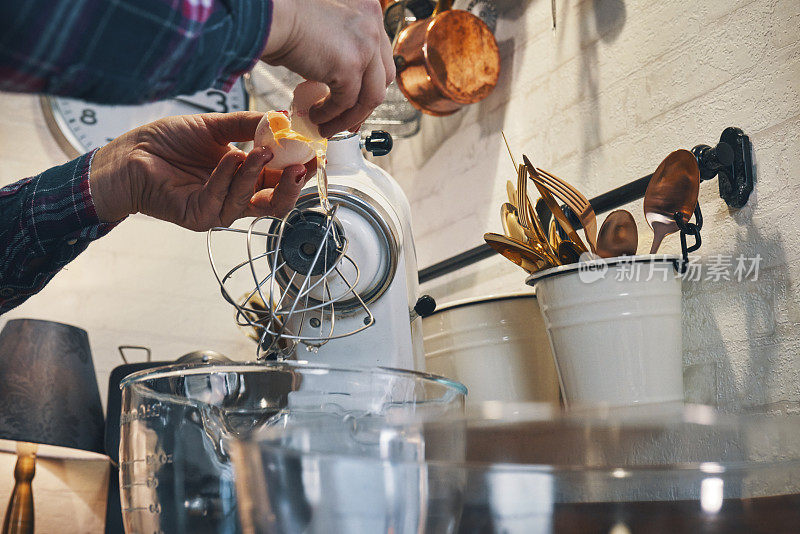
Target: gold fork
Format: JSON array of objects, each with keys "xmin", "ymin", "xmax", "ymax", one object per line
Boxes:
[
  {"xmin": 516, "ymin": 164, "xmax": 537, "ymax": 242},
  {"xmin": 516, "ymin": 164, "xmax": 559, "ymax": 263},
  {"xmin": 528, "ymin": 165, "xmax": 598, "ymax": 255},
  {"xmin": 523, "ymin": 155, "xmax": 589, "ymax": 254}
]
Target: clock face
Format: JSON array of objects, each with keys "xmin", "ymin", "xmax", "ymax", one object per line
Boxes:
[{"xmin": 42, "ymin": 78, "xmax": 249, "ymax": 157}]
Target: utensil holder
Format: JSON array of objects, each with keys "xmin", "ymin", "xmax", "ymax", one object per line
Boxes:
[
  {"xmin": 419, "ymin": 126, "xmax": 753, "ymax": 283},
  {"xmin": 423, "ymin": 294, "xmax": 560, "ymax": 404},
  {"xmin": 528, "ymin": 256, "xmax": 684, "ymax": 408}
]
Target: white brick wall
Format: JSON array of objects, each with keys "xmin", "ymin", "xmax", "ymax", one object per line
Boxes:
[{"xmin": 380, "ymin": 0, "xmax": 800, "ymax": 409}]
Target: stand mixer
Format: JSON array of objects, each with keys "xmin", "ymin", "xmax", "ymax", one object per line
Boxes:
[
  {"xmin": 118, "ymin": 132, "xmax": 453, "ymax": 534},
  {"xmin": 208, "ymin": 130, "xmax": 431, "ymax": 371}
]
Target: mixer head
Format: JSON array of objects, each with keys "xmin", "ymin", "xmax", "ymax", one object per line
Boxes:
[{"xmin": 208, "ymin": 196, "xmax": 391, "ymax": 360}]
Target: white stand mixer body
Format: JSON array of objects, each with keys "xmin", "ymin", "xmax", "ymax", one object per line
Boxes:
[{"xmin": 290, "ymin": 134, "xmax": 425, "ymax": 372}]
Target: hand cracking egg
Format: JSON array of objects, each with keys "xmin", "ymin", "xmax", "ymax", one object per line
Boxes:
[
  {"xmin": 289, "ymin": 81, "xmax": 329, "ymax": 143},
  {"xmin": 253, "ymin": 81, "xmax": 330, "ymax": 170}
]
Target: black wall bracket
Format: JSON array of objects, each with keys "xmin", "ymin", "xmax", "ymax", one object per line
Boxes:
[
  {"xmin": 418, "ymin": 126, "xmax": 754, "ymax": 284},
  {"xmin": 715, "ymin": 127, "xmax": 754, "ymax": 209}
]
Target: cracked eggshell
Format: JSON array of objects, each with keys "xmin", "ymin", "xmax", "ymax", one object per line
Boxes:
[
  {"xmin": 290, "ymin": 81, "xmax": 329, "ymax": 141},
  {"xmin": 265, "ymin": 137, "xmax": 316, "ymax": 170},
  {"xmin": 254, "ymin": 110, "xmax": 315, "ymax": 170},
  {"xmin": 253, "ymin": 111, "xmax": 288, "ymax": 146}
]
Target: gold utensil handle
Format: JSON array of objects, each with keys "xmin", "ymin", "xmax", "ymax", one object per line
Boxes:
[
  {"xmin": 501, "ymin": 131, "xmax": 518, "ymax": 171},
  {"xmin": 548, "ymin": 219, "xmax": 561, "ymax": 251},
  {"xmin": 526, "ymin": 194, "xmax": 551, "ymax": 250},
  {"xmin": 484, "ymin": 232, "xmax": 550, "ymax": 273},
  {"xmin": 523, "ymin": 155, "xmax": 589, "ymax": 254},
  {"xmin": 534, "ymin": 180, "xmax": 588, "ymax": 253}
]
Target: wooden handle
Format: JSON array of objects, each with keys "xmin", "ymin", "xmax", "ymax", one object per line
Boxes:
[{"xmin": 2, "ymin": 452, "xmax": 36, "ymax": 534}]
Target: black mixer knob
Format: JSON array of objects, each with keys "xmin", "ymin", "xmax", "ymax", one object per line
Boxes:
[
  {"xmin": 414, "ymin": 295, "xmax": 437, "ymax": 318},
  {"xmin": 364, "ymin": 131, "xmax": 393, "ymax": 156}
]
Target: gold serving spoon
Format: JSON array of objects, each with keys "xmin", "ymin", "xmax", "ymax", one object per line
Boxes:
[{"xmin": 501, "ymin": 202, "xmax": 527, "ymax": 243}]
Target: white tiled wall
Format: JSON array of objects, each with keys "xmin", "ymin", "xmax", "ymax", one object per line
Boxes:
[
  {"xmin": 379, "ymin": 0, "xmax": 800, "ymax": 408},
  {"xmin": 0, "ymin": 0, "xmax": 797, "ymax": 413}
]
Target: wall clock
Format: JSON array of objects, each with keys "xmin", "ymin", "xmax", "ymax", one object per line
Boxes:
[{"xmin": 41, "ymin": 78, "xmax": 249, "ymax": 158}]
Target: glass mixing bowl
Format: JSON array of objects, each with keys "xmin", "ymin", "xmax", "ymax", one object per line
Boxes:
[
  {"xmin": 118, "ymin": 361, "xmax": 466, "ymax": 534},
  {"xmin": 231, "ymin": 403, "xmax": 800, "ymax": 533}
]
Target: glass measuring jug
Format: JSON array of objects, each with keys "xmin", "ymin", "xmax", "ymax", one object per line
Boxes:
[{"xmin": 118, "ymin": 361, "xmax": 466, "ymax": 534}]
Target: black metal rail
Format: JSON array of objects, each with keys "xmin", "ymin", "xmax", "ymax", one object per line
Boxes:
[{"xmin": 418, "ymin": 127, "xmax": 753, "ymax": 284}]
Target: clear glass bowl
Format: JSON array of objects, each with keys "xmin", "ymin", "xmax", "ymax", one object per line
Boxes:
[
  {"xmin": 231, "ymin": 403, "xmax": 800, "ymax": 533},
  {"xmin": 118, "ymin": 361, "xmax": 466, "ymax": 534}
]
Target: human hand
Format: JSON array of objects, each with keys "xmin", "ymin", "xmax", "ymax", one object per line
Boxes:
[
  {"xmin": 262, "ymin": 0, "xmax": 394, "ymax": 138},
  {"xmin": 89, "ymin": 111, "xmax": 313, "ymax": 231}
]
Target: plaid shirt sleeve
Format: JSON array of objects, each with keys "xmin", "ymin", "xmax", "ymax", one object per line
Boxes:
[
  {"xmin": 0, "ymin": 150, "xmax": 120, "ymax": 314},
  {"xmin": 0, "ymin": 0, "xmax": 272, "ymax": 103}
]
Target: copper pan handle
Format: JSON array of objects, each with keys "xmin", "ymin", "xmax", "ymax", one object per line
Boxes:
[
  {"xmin": 392, "ymin": 0, "xmax": 448, "ymax": 64},
  {"xmin": 390, "ymin": 0, "xmax": 409, "ymax": 49},
  {"xmin": 390, "ymin": 0, "xmax": 411, "ymax": 72}
]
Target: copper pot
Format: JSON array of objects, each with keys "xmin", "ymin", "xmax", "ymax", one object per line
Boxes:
[{"xmin": 394, "ymin": 4, "xmax": 500, "ymax": 116}]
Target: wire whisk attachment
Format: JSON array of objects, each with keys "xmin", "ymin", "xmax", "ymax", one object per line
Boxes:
[{"xmin": 208, "ymin": 203, "xmax": 375, "ymax": 360}]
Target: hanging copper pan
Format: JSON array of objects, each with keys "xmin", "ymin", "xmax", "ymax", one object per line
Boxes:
[{"xmin": 393, "ymin": 0, "xmax": 500, "ymax": 116}]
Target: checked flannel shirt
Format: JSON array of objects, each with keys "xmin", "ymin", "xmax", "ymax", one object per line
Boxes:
[{"xmin": 0, "ymin": 0, "xmax": 272, "ymax": 314}]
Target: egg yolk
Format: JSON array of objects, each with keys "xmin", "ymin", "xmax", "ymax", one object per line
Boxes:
[{"xmin": 265, "ymin": 110, "xmax": 327, "ymax": 160}]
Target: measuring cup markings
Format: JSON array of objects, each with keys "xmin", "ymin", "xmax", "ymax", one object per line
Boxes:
[
  {"xmin": 121, "ymin": 503, "xmax": 161, "ymax": 514},
  {"xmin": 120, "ymin": 476, "xmax": 159, "ymax": 490},
  {"xmin": 121, "ymin": 402, "xmax": 170, "ymax": 425},
  {"xmin": 119, "ymin": 453, "xmax": 174, "ymax": 469}
]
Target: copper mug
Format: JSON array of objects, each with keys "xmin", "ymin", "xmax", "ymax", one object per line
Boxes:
[{"xmin": 393, "ymin": 0, "xmax": 500, "ymax": 116}]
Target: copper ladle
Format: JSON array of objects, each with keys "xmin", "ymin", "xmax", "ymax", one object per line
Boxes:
[
  {"xmin": 643, "ymin": 149, "xmax": 700, "ymax": 254},
  {"xmin": 596, "ymin": 209, "xmax": 639, "ymax": 258}
]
